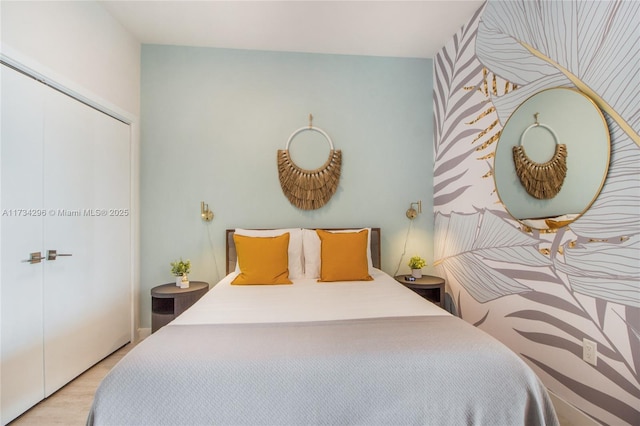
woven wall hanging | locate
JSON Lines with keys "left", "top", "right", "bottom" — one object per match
{"left": 277, "top": 117, "right": 341, "bottom": 210}
{"left": 512, "top": 114, "right": 567, "bottom": 199}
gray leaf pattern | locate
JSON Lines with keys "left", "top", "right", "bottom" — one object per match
{"left": 477, "top": 0, "right": 640, "bottom": 142}
{"left": 556, "top": 236, "right": 640, "bottom": 308}
{"left": 435, "top": 211, "right": 535, "bottom": 303}
{"left": 433, "top": 4, "right": 488, "bottom": 207}
{"left": 433, "top": 1, "right": 640, "bottom": 423}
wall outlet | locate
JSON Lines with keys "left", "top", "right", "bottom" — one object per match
{"left": 583, "top": 338, "right": 597, "bottom": 366}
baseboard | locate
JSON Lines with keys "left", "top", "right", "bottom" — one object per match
{"left": 136, "top": 327, "right": 151, "bottom": 341}
{"left": 548, "top": 390, "right": 600, "bottom": 426}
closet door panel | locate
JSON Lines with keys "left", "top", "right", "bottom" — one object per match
{"left": 42, "top": 88, "right": 131, "bottom": 395}
{"left": 42, "top": 86, "right": 96, "bottom": 394}
{"left": 0, "top": 66, "right": 46, "bottom": 424}
{"left": 84, "top": 109, "right": 131, "bottom": 366}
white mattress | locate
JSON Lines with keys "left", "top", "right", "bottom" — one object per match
{"left": 172, "top": 269, "right": 449, "bottom": 325}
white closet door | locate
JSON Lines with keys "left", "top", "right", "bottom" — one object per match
{"left": 2, "top": 63, "right": 132, "bottom": 421}
{"left": 0, "top": 66, "right": 46, "bottom": 424}
{"left": 42, "top": 86, "right": 131, "bottom": 395}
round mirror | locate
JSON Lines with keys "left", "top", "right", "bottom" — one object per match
{"left": 494, "top": 87, "right": 610, "bottom": 230}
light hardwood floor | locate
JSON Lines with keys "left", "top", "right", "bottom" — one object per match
{"left": 9, "top": 342, "right": 136, "bottom": 426}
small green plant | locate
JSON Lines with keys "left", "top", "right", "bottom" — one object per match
{"left": 170, "top": 258, "right": 191, "bottom": 276}
{"left": 408, "top": 255, "right": 426, "bottom": 270}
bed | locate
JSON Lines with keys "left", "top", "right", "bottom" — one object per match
{"left": 88, "top": 227, "right": 558, "bottom": 426}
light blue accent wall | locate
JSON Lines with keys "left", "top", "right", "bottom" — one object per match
{"left": 140, "top": 45, "right": 433, "bottom": 328}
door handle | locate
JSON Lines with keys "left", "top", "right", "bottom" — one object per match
{"left": 47, "top": 250, "right": 73, "bottom": 261}
{"left": 22, "top": 252, "right": 44, "bottom": 264}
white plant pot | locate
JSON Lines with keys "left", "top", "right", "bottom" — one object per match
{"left": 179, "top": 274, "right": 189, "bottom": 289}
{"left": 176, "top": 274, "right": 189, "bottom": 287}
{"left": 411, "top": 269, "right": 422, "bottom": 279}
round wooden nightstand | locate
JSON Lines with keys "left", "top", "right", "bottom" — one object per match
{"left": 394, "top": 275, "right": 445, "bottom": 308}
{"left": 151, "top": 281, "right": 209, "bottom": 333}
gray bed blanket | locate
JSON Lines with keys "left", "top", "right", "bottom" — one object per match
{"left": 88, "top": 316, "right": 558, "bottom": 425}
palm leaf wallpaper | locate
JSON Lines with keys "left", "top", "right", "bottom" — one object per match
{"left": 433, "top": 1, "right": 639, "bottom": 424}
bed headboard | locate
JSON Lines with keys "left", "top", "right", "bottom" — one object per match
{"left": 226, "top": 228, "right": 381, "bottom": 275}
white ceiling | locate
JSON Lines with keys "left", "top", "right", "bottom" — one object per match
{"left": 100, "top": 1, "right": 484, "bottom": 59}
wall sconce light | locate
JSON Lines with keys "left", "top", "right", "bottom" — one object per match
{"left": 201, "top": 201, "right": 213, "bottom": 222}
{"left": 406, "top": 200, "right": 422, "bottom": 220}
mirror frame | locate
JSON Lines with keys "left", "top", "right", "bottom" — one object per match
{"left": 494, "top": 87, "right": 611, "bottom": 231}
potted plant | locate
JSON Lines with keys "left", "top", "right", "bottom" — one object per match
{"left": 170, "top": 258, "right": 191, "bottom": 288}
{"left": 408, "top": 255, "right": 426, "bottom": 279}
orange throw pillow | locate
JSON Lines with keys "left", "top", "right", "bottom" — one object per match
{"left": 231, "top": 233, "right": 292, "bottom": 285}
{"left": 316, "top": 229, "right": 373, "bottom": 282}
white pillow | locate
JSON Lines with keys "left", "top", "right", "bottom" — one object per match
{"left": 234, "top": 228, "right": 304, "bottom": 279}
{"left": 302, "top": 228, "right": 374, "bottom": 279}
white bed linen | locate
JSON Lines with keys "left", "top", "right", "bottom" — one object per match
{"left": 172, "top": 268, "right": 448, "bottom": 325}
